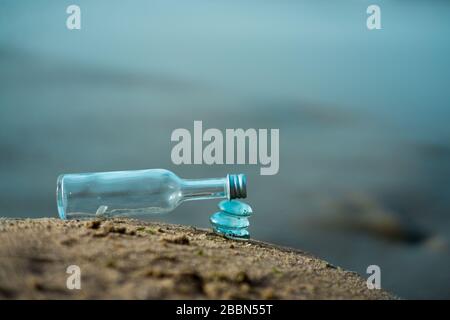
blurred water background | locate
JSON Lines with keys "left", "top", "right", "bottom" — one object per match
{"left": 1, "top": 0, "right": 450, "bottom": 298}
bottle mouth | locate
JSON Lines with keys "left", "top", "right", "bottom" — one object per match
{"left": 227, "top": 174, "right": 247, "bottom": 199}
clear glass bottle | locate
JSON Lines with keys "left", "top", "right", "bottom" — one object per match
{"left": 56, "top": 169, "right": 246, "bottom": 220}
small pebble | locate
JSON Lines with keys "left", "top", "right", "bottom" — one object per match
{"left": 218, "top": 200, "right": 253, "bottom": 217}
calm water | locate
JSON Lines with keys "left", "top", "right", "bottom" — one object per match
{"left": 1, "top": 0, "right": 450, "bottom": 298}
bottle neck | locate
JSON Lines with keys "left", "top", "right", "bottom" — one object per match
{"left": 180, "top": 174, "right": 247, "bottom": 202}
{"left": 180, "top": 177, "right": 228, "bottom": 201}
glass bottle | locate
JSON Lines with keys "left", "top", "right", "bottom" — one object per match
{"left": 56, "top": 169, "right": 246, "bottom": 220}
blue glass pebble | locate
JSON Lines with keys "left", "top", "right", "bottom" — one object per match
{"left": 212, "top": 226, "right": 250, "bottom": 240}
{"left": 210, "top": 200, "right": 253, "bottom": 240}
{"left": 218, "top": 200, "right": 253, "bottom": 217}
{"left": 209, "top": 212, "right": 249, "bottom": 229}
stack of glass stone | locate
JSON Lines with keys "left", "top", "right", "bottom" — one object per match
{"left": 210, "top": 200, "right": 253, "bottom": 240}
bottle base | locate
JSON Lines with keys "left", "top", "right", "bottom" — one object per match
{"left": 56, "top": 175, "right": 67, "bottom": 220}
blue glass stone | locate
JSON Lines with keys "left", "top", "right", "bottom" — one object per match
{"left": 218, "top": 200, "right": 253, "bottom": 217}
{"left": 212, "top": 226, "right": 250, "bottom": 240}
{"left": 209, "top": 212, "right": 249, "bottom": 229}
{"left": 210, "top": 200, "right": 253, "bottom": 240}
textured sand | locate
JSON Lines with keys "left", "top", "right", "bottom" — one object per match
{"left": 0, "top": 218, "right": 395, "bottom": 299}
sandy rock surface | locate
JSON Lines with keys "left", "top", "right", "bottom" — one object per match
{"left": 0, "top": 218, "right": 395, "bottom": 299}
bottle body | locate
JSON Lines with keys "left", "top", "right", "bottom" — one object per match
{"left": 57, "top": 169, "right": 246, "bottom": 220}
